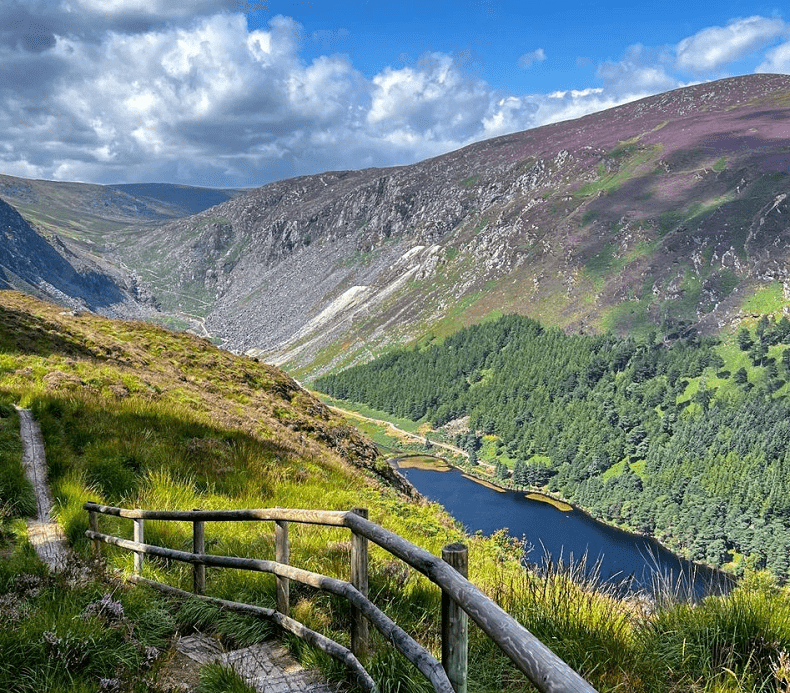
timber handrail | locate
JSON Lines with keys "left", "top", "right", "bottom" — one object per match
{"left": 84, "top": 502, "right": 599, "bottom": 693}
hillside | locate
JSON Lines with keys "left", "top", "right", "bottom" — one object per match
{"left": 0, "top": 174, "right": 244, "bottom": 236}
{"left": 0, "top": 291, "right": 375, "bottom": 471}
{"left": 317, "top": 312, "right": 790, "bottom": 578}
{"left": 95, "top": 73, "right": 790, "bottom": 377}
{"left": 0, "top": 197, "right": 156, "bottom": 318}
{"left": 3, "top": 293, "right": 790, "bottom": 693}
{"left": 0, "top": 174, "right": 247, "bottom": 330}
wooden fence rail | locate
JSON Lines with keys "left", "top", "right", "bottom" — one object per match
{"left": 84, "top": 502, "right": 599, "bottom": 693}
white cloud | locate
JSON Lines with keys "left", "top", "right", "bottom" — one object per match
{"left": 67, "top": 0, "right": 242, "bottom": 20}
{"left": 367, "top": 53, "right": 526, "bottom": 148}
{"left": 2, "top": 7, "right": 790, "bottom": 188}
{"left": 532, "top": 90, "right": 642, "bottom": 128}
{"left": 756, "top": 41, "right": 790, "bottom": 72}
{"left": 548, "top": 88, "right": 603, "bottom": 99}
{"left": 676, "top": 16, "right": 789, "bottom": 73}
{"left": 595, "top": 44, "right": 678, "bottom": 98}
{"left": 518, "top": 48, "right": 546, "bottom": 69}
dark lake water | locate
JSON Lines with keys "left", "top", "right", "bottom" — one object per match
{"left": 396, "top": 462, "right": 730, "bottom": 596}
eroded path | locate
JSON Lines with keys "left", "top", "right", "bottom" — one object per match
{"left": 17, "top": 406, "right": 72, "bottom": 572}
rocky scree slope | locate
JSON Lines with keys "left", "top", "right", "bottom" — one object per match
{"left": 52, "top": 76, "right": 790, "bottom": 375}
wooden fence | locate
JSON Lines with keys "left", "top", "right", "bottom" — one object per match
{"left": 84, "top": 502, "right": 599, "bottom": 693}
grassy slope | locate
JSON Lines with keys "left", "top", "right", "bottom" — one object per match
{"left": 2, "top": 292, "right": 790, "bottom": 693}
{"left": 0, "top": 292, "right": 527, "bottom": 691}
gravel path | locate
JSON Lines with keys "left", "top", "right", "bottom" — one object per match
{"left": 17, "top": 406, "right": 72, "bottom": 572}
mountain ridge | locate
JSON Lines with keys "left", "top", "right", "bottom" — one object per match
{"left": 2, "top": 74, "right": 790, "bottom": 377}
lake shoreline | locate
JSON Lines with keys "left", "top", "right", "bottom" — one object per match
{"left": 390, "top": 453, "right": 732, "bottom": 586}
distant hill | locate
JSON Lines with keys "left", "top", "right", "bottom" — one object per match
{"left": 110, "top": 183, "right": 246, "bottom": 216}
{"left": 0, "top": 174, "right": 243, "bottom": 323}
{"left": 0, "top": 197, "right": 156, "bottom": 317}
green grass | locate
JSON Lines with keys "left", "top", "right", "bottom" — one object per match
{"left": 7, "top": 292, "right": 790, "bottom": 693}
{"left": 639, "top": 572, "right": 790, "bottom": 691}
{"left": 573, "top": 145, "right": 660, "bottom": 199}
{"left": 0, "top": 545, "right": 177, "bottom": 693}
{"left": 459, "top": 174, "right": 481, "bottom": 188}
{"left": 741, "top": 282, "right": 786, "bottom": 314}
{"left": 197, "top": 664, "right": 258, "bottom": 693}
{"left": 314, "top": 393, "right": 424, "bottom": 433}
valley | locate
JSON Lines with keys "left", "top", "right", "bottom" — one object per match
{"left": 2, "top": 73, "right": 790, "bottom": 692}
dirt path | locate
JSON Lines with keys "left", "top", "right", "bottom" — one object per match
{"left": 17, "top": 406, "right": 72, "bottom": 572}
{"left": 325, "top": 404, "right": 469, "bottom": 458}
{"left": 15, "top": 407, "right": 341, "bottom": 693}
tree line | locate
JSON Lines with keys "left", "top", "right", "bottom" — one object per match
{"left": 316, "top": 314, "right": 790, "bottom": 578}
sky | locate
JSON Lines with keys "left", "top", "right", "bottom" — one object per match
{"left": 2, "top": 1, "right": 790, "bottom": 189}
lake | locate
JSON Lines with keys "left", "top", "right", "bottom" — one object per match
{"left": 395, "top": 459, "right": 730, "bottom": 596}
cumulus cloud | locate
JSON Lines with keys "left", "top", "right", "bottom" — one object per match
{"left": 675, "top": 16, "right": 789, "bottom": 73}
{"left": 0, "top": 14, "right": 551, "bottom": 187}
{"left": 518, "top": 48, "right": 546, "bottom": 69}
{"left": 1, "top": 6, "right": 789, "bottom": 188}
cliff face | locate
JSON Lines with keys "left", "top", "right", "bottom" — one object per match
{"left": 0, "top": 197, "right": 156, "bottom": 317}
{"left": 3, "top": 75, "right": 790, "bottom": 377}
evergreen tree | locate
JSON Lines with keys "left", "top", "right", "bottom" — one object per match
{"left": 738, "top": 328, "right": 753, "bottom": 351}
{"left": 315, "top": 313, "right": 790, "bottom": 579}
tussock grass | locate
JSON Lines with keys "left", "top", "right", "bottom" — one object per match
{"left": 0, "top": 553, "right": 175, "bottom": 693}
{"left": 197, "top": 663, "right": 258, "bottom": 693}
{"left": 639, "top": 572, "right": 790, "bottom": 692}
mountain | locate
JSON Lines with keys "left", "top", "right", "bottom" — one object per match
{"left": 0, "top": 196, "right": 155, "bottom": 317}
{"left": 107, "top": 74, "right": 790, "bottom": 377}
{"left": 3, "top": 75, "right": 790, "bottom": 376}
{"left": 0, "top": 174, "right": 246, "bottom": 324}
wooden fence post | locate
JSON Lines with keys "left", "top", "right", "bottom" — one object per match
{"left": 350, "top": 507, "right": 370, "bottom": 661}
{"left": 442, "top": 543, "right": 468, "bottom": 693}
{"left": 89, "top": 509, "right": 100, "bottom": 558}
{"left": 275, "top": 520, "right": 289, "bottom": 616}
{"left": 193, "top": 510, "right": 206, "bottom": 595}
{"left": 133, "top": 518, "right": 144, "bottom": 574}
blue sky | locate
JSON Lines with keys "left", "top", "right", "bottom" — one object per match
{"left": 1, "top": 1, "right": 789, "bottom": 188}
{"left": 285, "top": 0, "right": 782, "bottom": 92}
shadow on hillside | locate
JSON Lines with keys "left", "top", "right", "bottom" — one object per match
{"left": 583, "top": 129, "right": 790, "bottom": 229}
{"left": 0, "top": 303, "right": 103, "bottom": 361}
